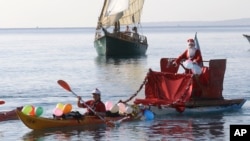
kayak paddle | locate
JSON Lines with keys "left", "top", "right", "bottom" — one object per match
{"left": 57, "top": 80, "right": 123, "bottom": 127}
{"left": 0, "top": 100, "right": 5, "bottom": 105}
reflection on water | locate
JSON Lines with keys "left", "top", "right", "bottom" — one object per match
{"left": 22, "top": 125, "right": 107, "bottom": 141}
{"left": 19, "top": 113, "right": 227, "bottom": 141}
{"left": 139, "top": 114, "right": 225, "bottom": 141}
{"left": 148, "top": 119, "right": 193, "bottom": 141}
{"left": 94, "top": 55, "right": 148, "bottom": 65}
{"left": 191, "top": 114, "right": 225, "bottom": 140}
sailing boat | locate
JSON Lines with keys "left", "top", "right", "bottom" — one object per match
{"left": 94, "top": 0, "right": 148, "bottom": 56}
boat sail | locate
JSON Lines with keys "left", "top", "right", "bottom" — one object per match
{"left": 94, "top": 0, "right": 148, "bottom": 56}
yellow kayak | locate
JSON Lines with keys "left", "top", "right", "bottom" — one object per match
{"left": 16, "top": 110, "right": 138, "bottom": 130}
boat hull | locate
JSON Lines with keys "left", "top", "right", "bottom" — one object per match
{"left": 0, "top": 107, "right": 22, "bottom": 122}
{"left": 147, "top": 99, "right": 246, "bottom": 115}
{"left": 94, "top": 34, "right": 148, "bottom": 56}
{"left": 16, "top": 110, "right": 138, "bottom": 130}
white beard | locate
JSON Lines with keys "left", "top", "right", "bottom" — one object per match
{"left": 188, "top": 47, "right": 197, "bottom": 59}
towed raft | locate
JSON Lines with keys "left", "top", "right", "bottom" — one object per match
{"left": 121, "top": 34, "right": 246, "bottom": 115}
{"left": 134, "top": 59, "right": 246, "bottom": 115}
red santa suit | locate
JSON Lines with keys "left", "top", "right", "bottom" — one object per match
{"left": 175, "top": 38, "right": 204, "bottom": 97}
{"left": 175, "top": 38, "right": 203, "bottom": 74}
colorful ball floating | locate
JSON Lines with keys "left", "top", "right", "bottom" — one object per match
{"left": 53, "top": 107, "right": 63, "bottom": 116}
{"left": 105, "top": 101, "right": 137, "bottom": 114}
{"left": 125, "top": 106, "right": 133, "bottom": 114}
{"left": 63, "top": 104, "right": 72, "bottom": 114}
{"left": 118, "top": 103, "right": 126, "bottom": 114}
{"left": 105, "top": 101, "right": 113, "bottom": 111}
{"left": 143, "top": 110, "right": 154, "bottom": 120}
{"left": 56, "top": 103, "right": 64, "bottom": 110}
{"left": 105, "top": 101, "right": 135, "bottom": 114}
{"left": 53, "top": 103, "right": 73, "bottom": 116}
{"left": 35, "top": 107, "right": 43, "bottom": 117}
{"left": 22, "top": 105, "right": 43, "bottom": 117}
{"left": 22, "top": 105, "right": 33, "bottom": 115}
{"left": 110, "top": 104, "right": 119, "bottom": 113}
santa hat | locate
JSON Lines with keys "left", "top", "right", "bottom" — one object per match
{"left": 187, "top": 38, "right": 195, "bottom": 43}
{"left": 187, "top": 38, "right": 195, "bottom": 46}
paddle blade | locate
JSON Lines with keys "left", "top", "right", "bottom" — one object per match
{"left": 0, "top": 100, "right": 5, "bottom": 105}
{"left": 57, "top": 80, "right": 72, "bottom": 92}
{"left": 105, "top": 120, "right": 115, "bottom": 127}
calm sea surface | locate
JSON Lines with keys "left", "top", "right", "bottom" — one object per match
{"left": 0, "top": 26, "right": 250, "bottom": 141}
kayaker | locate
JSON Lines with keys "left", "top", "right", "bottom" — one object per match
{"left": 173, "top": 38, "right": 203, "bottom": 74}
{"left": 77, "top": 88, "right": 106, "bottom": 117}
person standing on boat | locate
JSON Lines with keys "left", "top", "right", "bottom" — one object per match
{"left": 173, "top": 38, "right": 203, "bottom": 74}
{"left": 125, "top": 25, "right": 131, "bottom": 33}
{"left": 77, "top": 88, "right": 106, "bottom": 117}
{"left": 113, "top": 21, "right": 120, "bottom": 33}
{"left": 132, "top": 26, "right": 139, "bottom": 40}
{"left": 173, "top": 38, "right": 205, "bottom": 98}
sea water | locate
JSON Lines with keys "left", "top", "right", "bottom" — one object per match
{"left": 0, "top": 26, "right": 250, "bottom": 141}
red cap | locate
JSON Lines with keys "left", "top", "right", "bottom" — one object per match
{"left": 187, "top": 38, "right": 194, "bottom": 43}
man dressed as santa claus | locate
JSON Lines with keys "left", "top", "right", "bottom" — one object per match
{"left": 173, "top": 38, "right": 203, "bottom": 74}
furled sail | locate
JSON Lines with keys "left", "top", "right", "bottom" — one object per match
{"left": 106, "top": 0, "right": 129, "bottom": 16}
{"left": 99, "top": 0, "right": 145, "bottom": 27}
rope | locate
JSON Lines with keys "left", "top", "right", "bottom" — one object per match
{"left": 172, "top": 76, "right": 193, "bottom": 105}
{"left": 119, "top": 76, "right": 148, "bottom": 104}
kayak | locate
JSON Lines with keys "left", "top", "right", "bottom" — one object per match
{"left": 0, "top": 107, "right": 22, "bottom": 122}
{"left": 16, "top": 110, "right": 141, "bottom": 130}
{"left": 0, "top": 109, "right": 17, "bottom": 122}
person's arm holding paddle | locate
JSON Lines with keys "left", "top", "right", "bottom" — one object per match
{"left": 77, "top": 88, "right": 106, "bottom": 117}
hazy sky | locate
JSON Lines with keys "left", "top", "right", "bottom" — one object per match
{"left": 0, "top": 0, "right": 250, "bottom": 28}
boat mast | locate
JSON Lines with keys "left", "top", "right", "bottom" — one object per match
{"left": 96, "top": 0, "right": 108, "bottom": 29}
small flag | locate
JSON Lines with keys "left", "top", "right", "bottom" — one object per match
{"left": 194, "top": 32, "right": 203, "bottom": 67}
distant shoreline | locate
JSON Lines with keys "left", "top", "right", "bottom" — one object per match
{"left": 1, "top": 18, "right": 250, "bottom": 29}
{"left": 1, "top": 25, "right": 250, "bottom": 30}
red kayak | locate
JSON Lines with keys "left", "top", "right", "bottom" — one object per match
{"left": 0, "top": 107, "right": 23, "bottom": 122}
{"left": 0, "top": 100, "right": 5, "bottom": 105}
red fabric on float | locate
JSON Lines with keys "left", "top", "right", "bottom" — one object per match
{"left": 134, "top": 70, "right": 193, "bottom": 106}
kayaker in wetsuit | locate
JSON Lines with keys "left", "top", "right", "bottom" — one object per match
{"left": 173, "top": 38, "right": 203, "bottom": 74}
{"left": 77, "top": 88, "right": 106, "bottom": 117}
